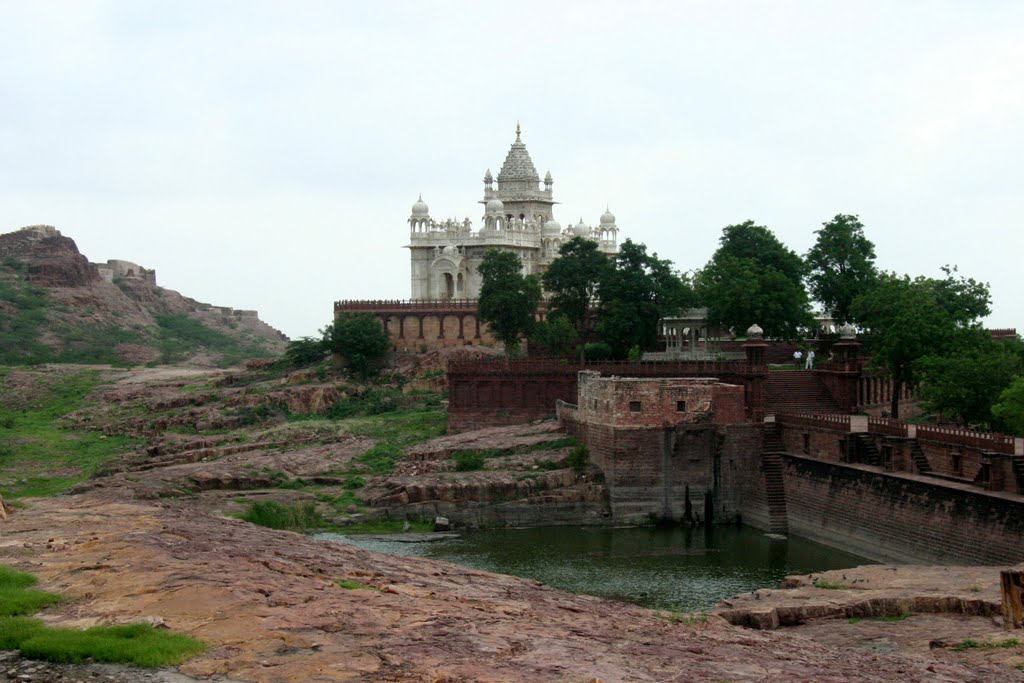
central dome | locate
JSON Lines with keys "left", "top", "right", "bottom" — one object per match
{"left": 411, "top": 194, "right": 429, "bottom": 217}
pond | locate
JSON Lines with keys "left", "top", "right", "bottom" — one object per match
{"left": 318, "top": 524, "right": 871, "bottom": 612}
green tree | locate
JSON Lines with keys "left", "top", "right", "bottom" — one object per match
{"left": 528, "top": 315, "right": 579, "bottom": 357}
{"left": 805, "top": 214, "right": 877, "bottom": 324}
{"left": 542, "top": 237, "right": 610, "bottom": 341}
{"left": 695, "top": 221, "right": 811, "bottom": 338}
{"left": 851, "top": 270, "right": 991, "bottom": 419}
{"left": 916, "top": 334, "right": 1024, "bottom": 428}
{"left": 284, "top": 337, "right": 327, "bottom": 367}
{"left": 323, "top": 313, "right": 390, "bottom": 375}
{"left": 477, "top": 249, "right": 542, "bottom": 355}
{"left": 596, "top": 239, "right": 692, "bottom": 358}
{"left": 992, "top": 376, "right": 1024, "bottom": 436}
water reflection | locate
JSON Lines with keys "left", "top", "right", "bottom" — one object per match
{"left": 318, "top": 525, "right": 871, "bottom": 612}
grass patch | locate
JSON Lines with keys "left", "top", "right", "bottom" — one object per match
{"left": 953, "top": 637, "right": 1021, "bottom": 651}
{"left": 813, "top": 579, "right": 849, "bottom": 590}
{"left": 0, "top": 370, "right": 140, "bottom": 498}
{"left": 155, "top": 313, "right": 272, "bottom": 366}
{"left": 356, "top": 442, "right": 403, "bottom": 474}
{"left": 0, "top": 565, "right": 204, "bottom": 667}
{"left": 453, "top": 450, "right": 486, "bottom": 471}
{"left": 241, "top": 501, "right": 324, "bottom": 531}
{"left": 334, "top": 579, "right": 378, "bottom": 591}
{"left": 9, "top": 620, "right": 205, "bottom": 667}
{"left": 0, "top": 566, "right": 62, "bottom": 616}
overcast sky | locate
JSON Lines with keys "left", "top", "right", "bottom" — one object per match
{"left": 1, "top": 1, "right": 1022, "bottom": 338}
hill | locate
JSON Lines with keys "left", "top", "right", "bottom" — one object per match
{"left": 0, "top": 224, "right": 288, "bottom": 366}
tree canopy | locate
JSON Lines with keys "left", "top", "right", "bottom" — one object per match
{"left": 477, "top": 249, "right": 542, "bottom": 355}
{"left": 916, "top": 333, "right": 1024, "bottom": 428}
{"left": 851, "top": 270, "right": 991, "bottom": 418}
{"left": 595, "top": 239, "right": 692, "bottom": 358}
{"left": 695, "top": 221, "right": 810, "bottom": 338}
{"left": 541, "top": 236, "right": 610, "bottom": 341}
{"left": 323, "top": 313, "right": 391, "bottom": 375}
{"left": 805, "top": 214, "right": 877, "bottom": 325}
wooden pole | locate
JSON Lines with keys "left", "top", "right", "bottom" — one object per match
{"left": 1001, "top": 570, "right": 1024, "bottom": 630}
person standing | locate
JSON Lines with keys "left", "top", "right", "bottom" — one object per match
{"left": 793, "top": 349, "right": 803, "bottom": 369}
{"left": 805, "top": 349, "right": 815, "bottom": 370}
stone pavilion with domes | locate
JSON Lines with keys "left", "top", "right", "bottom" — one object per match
{"left": 407, "top": 124, "right": 620, "bottom": 300}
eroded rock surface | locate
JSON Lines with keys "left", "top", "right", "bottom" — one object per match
{"left": 2, "top": 495, "right": 1018, "bottom": 683}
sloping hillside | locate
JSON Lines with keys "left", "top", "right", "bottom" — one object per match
{"left": 0, "top": 225, "right": 288, "bottom": 366}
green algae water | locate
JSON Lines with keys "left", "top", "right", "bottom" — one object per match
{"left": 318, "top": 525, "right": 871, "bottom": 612}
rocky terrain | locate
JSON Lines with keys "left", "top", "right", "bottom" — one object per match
{"left": 1, "top": 361, "right": 1024, "bottom": 681}
{"left": 0, "top": 225, "right": 287, "bottom": 366}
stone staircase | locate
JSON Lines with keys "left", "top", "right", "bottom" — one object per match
{"left": 761, "top": 424, "right": 789, "bottom": 535}
{"left": 1011, "top": 457, "right": 1024, "bottom": 493}
{"left": 764, "top": 372, "right": 841, "bottom": 414}
{"left": 909, "top": 440, "right": 932, "bottom": 475}
{"left": 853, "top": 433, "right": 882, "bottom": 467}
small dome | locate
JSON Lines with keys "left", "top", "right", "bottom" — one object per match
{"left": 544, "top": 170, "right": 553, "bottom": 183}
{"left": 573, "top": 219, "right": 589, "bottom": 237}
{"left": 411, "top": 194, "right": 429, "bottom": 217}
{"left": 746, "top": 323, "right": 764, "bottom": 339}
{"left": 483, "top": 169, "right": 493, "bottom": 183}
{"left": 442, "top": 245, "right": 459, "bottom": 256}
{"left": 486, "top": 197, "right": 505, "bottom": 214}
{"left": 544, "top": 219, "right": 562, "bottom": 234}
{"left": 839, "top": 322, "right": 857, "bottom": 340}
{"left": 600, "top": 207, "right": 616, "bottom": 225}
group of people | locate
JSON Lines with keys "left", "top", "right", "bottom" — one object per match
{"left": 793, "top": 349, "right": 815, "bottom": 369}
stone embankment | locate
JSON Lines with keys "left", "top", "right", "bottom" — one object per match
{"left": 364, "top": 422, "right": 612, "bottom": 527}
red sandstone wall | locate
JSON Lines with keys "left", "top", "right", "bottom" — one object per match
{"left": 779, "top": 454, "right": 1024, "bottom": 564}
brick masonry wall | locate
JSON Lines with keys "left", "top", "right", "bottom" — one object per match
{"left": 722, "top": 425, "right": 767, "bottom": 527}
{"left": 779, "top": 424, "right": 849, "bottom": 463}
{"left": 779, "top": 453, "right": 1024, "bottom": 564}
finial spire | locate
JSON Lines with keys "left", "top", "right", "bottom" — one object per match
{"left": 515, "top": 121, "right": 521, "bottom": 142}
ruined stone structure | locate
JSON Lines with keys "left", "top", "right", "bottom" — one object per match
{"left": 407, "top": 123, "right": 619, "bottom": 301}
{"left": 447, "top": 357, "right": 768, "bottom": 432}
{"left": 558, "top": 372, "right": 753, "bottom": 523}
{"left": 95, "top": 259, "right": 156, "bottom": 285}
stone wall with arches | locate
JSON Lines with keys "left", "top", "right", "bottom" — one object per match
{"left": 334, "top": 299, "right": 496, "bottom": 352}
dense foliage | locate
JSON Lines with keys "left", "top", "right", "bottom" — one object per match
{"left": 805, "top": 214, "right": 878, "bottom": 325}
{"left": 541, "top": 237, "right": 609, "bottom": 341}
{"left": 323, "top": 312, "right": 391, "bottom": 375}
{"left": 695, "top": 221, "right": 810, "bottom": 338}
{"left": 851, "top": 270, "right": 991, "bottom": 419}
{"left": 916, "top": 334, "right": 1024, "bottom": 428}
{"left": 596, "top": 240, "right": 692, "bottom": 358}
{"left": 477, "top": 249, "right": 542, "bottom": 355}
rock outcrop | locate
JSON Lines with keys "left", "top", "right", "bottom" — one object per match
{"left": 0, "top": 224, "right": 288, "bottom": 365}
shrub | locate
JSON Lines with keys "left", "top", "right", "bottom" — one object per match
{"left": 567, "top": 444, "right": 590, "bottom": 472}
{"left": 453, "top": 450, "right": 486, "bottom": 471}
{"left": 583, "top": 342, "right": 613, "bottom": 361}
{"left": 356, "top": 442, "right": 403, "bottom": 474}
{"left": 284, "top": 337, "right": 327, "bottom": 367}
{"left": 323, "top": 313, "right": 390, "bottom": 375}
{"left": 241, "top": 501, "right": 323, "bottom": 531}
